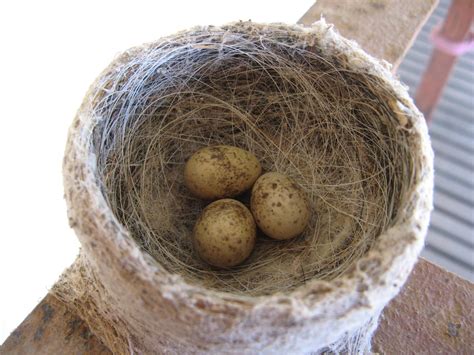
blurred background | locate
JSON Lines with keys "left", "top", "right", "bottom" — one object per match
{"left": 0, "top": 0, "right": 472, "bottom": 344}
{"left": 397, "top": 0, "right": 473, "bottom": 281}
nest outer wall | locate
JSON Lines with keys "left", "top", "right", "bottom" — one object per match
{"left": 54, "top": 20, "right": 434, "bottom": 354}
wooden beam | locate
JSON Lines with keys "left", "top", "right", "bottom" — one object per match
{"left": 298, "top": 0, "right": 438, "bottom": 71}
{"left": 0, "top": 294, "right": 110, "bottom": 355}
{"left": 373, "top": 258, "right": 474, "bottom": 353}
{"left": 2, "top": 259, "right": 472, "bottom": 354}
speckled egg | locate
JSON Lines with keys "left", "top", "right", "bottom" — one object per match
{"left": 193, "top": 199, "right": 256, "bottom": 268}
{"left": 184, "top": 145, "right": 261, "bottom": 200}
{"left": 250, "top": 172, "right": 310, "bottom": 240}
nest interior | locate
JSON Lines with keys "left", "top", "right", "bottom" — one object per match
{"left": 92, "top": 23, "right": 416, "bottom": 297}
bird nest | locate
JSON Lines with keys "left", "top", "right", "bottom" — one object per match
{"left": 90, "top": 21, "right": 419, "bottom": 297}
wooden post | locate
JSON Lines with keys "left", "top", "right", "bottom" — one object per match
{"left": 415, "top": 0, "right": 474, "bottom": 121}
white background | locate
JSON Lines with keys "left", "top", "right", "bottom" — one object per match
{"left": 0, "top": 0, "right": 313, "bottom": 344}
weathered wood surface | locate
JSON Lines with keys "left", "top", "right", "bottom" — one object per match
{"left": 298, "top": 0, "right": 438, "bottom": 70}
{"left": 373, "top": 259, "right": 474, "bottom": 354}
{"left": 2, "top": 259, "right": 472, "bottom": 354}
{"left": 0, "top": 295, "right": 110, "bottom": 355}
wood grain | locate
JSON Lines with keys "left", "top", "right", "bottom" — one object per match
{"left": 0, "top": 294, "right": 110, "bottom": 355}
{"left": 298, "top": 0, "right": 438, "bottom": 70}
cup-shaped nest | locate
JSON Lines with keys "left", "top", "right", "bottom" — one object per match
{"left": 61, "top": 21, "right": 433, "bottom": 354}
{"left": 83, "top": 22, "right": 433, "bottom": 297}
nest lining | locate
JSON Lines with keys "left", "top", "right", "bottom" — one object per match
{"left": 92, "top": 22, "right": 415, "bottom": 297}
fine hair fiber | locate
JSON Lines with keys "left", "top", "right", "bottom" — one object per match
{"left": 54, "top": 20, "right": 433, "bottom": 354}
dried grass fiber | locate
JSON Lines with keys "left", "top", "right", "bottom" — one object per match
{"left": 54, "top": 20, "right": 433, "bottom": 354}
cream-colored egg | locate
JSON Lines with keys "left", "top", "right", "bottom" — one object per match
{"left": 251, "top": 172, "right": 310, "bottom": 240}
{"left": 193, "top": 199, "right": 256, "bottom": 268}
{"left": 184, "top": 145, "right": 261, "bottom": 200}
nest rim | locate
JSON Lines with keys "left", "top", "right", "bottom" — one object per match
{"left": 63, "top": 20, "right": 434, "bottom": 313}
